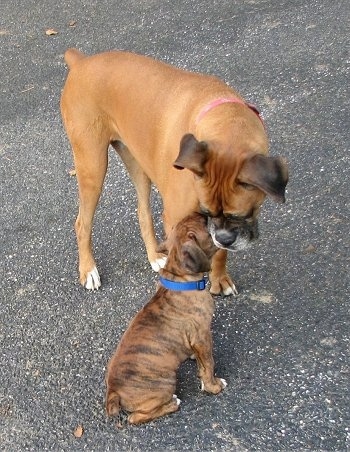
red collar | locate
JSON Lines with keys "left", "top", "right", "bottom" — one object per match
{"left": 195, "top": 97, "right": 263, "bottom": 126}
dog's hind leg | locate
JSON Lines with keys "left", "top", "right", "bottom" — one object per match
{"left": 128, "top": 395, "right": 180, "bottom": 425}
{"left": 115, "top": 143, "right": 167, "bottom": 271}
{"left": 71, "top": 136, "right": 109, "bottom": 290}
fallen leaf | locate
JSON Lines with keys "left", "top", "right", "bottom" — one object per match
{"left": 45, "top": 29, "right": 58, "bottom": 36}
{"left": 304, "top": 244, "right": 316, "bottom": 253}
{"left": 73, "top": 425, "right": 84, "bottom": 438}
{"left": 69, "top": 169, "right": 76, "bottom": 177}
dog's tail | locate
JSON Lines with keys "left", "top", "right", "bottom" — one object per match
{"left": 64, "top": 48, "right": 85, "bottom": 68}
{"left": 106, "top": 390, "right": 121, "bottom": 417}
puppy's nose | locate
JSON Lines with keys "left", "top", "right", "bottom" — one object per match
{"left": 215, "top": 229, "right": 238, "bottom": 247}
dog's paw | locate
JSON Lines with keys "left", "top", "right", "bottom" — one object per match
{"left": 200, "top": 377, "right": 227, "bottom": 394}
{"left": 150, "top": 256, "right": 167, "bottom": 272}
{"left": 173, "top": 394, "right": 181, "bottom": 406}
{"left": 219, "top": 378, "right": 227, "bottom": 389}
{"left": 84, "top": 266, "right": 101, "bottom": 290}
{"left": 209, "top": 273, "right": 238, "bottom": 296}
{"left": 223, "top": 284, "right": 238, "bottom": 296}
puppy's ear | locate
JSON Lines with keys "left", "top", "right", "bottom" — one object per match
{"left": 173, "top": 134, "right": 209, "bottom": 177}
{"left": 181, "top": 240, "right": 211, "bottom": 274}
{"left": 239, "top": 154, "right": 289, "bottom": 203}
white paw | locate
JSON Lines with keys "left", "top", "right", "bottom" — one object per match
{"left": 200, "top": 378, "right": 227, "bottom": 391}
{"left": 85, "top": 266, "right": 101, "bottom": 290}
{"left": 150, "top": 257, "right": 167, "bottom": 272}
{"left": 223, "top": 284, "right": 238, "bottom": 296}
{"left": 219, "top": 378, "right": 227, "bottom": 388}
{"left": 173, "top": 394, "right": 181, "bottom": 406}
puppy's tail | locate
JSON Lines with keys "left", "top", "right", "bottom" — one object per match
{"left": 106, "top": 391, "right": 121, "bottom": 417}
{"left": 64, "top": 48, "right": 85, "bottom": 69}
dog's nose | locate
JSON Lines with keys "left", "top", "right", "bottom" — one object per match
{"left": 215, "top": 229, "right": 238, "bottom": 247}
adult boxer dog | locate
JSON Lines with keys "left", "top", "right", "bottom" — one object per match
{"left": 61, "top": 49, "right": 288, "bottom": 294}
{"left": 105, "top": 213, "right": 226, "bottom": 425}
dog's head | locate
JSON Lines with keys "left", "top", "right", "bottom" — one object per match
{"left": 173, "top": 134, "right": 289, "bottom": 251}
{"left": 158, "top": 213, "right": 217, "bottom": 275}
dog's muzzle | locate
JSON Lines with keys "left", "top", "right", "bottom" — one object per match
{"left": 207, "top": 216, "right": 259, "bottom": 251}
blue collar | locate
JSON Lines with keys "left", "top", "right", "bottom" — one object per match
{"left": 159, "top": 276, "right": 207, "bottom": 291}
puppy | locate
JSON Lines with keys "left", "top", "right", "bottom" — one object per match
{"left": 105, "top": 213, "right": 226, "bottom": 425}
{"left": 61, "top": 50, "right": 288, "bottom": 294}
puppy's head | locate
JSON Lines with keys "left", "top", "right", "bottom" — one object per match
{"left": 158, "top": 213, "right": 217, "bottom": 275}
{"left": 173, "top": 134, "right": 289, "bottom": 251}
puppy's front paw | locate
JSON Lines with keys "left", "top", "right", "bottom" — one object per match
{"left": 201, "top": 377, "right": 227, "bottom": 394}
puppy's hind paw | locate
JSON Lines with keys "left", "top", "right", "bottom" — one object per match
{"left": 173, "top": 394, "right": 181, "bottom": 406}
{"left": 219, "top": 378, "right": 227, "bottom": 389}
{"left": 150, "top": 256, "right": 167, "bottom": 272}
{"left": 84, "top": 266, "right": 101, "bottom": 290}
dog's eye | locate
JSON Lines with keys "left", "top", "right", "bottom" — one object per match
{"left": 224, "top": 213, "right": 244, "bottom": 222}
{"left": 200, "top": 207, "right": 216, "bottom": 217}
{"left": 238, "top": 182, "right": 256, "bottom": 191}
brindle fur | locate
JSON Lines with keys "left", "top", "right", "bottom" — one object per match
{"left": 105, "top": 213, "right": 226, "bottom": 425}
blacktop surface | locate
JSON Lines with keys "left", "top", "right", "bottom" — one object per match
{"left": 1, "top": 0, "right": 349, "bottom": 450}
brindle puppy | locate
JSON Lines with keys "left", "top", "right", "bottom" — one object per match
{"left": 105, "top": 213, "right": 226, "bottom": 425}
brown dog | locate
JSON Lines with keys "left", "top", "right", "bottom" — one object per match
{"left": 61, "top": 49, "right": 288, "bottom": 294}
{"left": 105, "top": 213, "right": 226, "bottom": 425}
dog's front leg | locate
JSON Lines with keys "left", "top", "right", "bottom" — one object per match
{"left": 192, "top": 334, "right": 227, "bottom": 394}
{"left": 209, "top": 249, "right": 238, "bottom": 296}
{"left": 116, "top": 144, "right": 167, "bottom": 271}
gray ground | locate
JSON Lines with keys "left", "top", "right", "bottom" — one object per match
{"left": 1, "top": 0, "right": 349, "bottom": 450}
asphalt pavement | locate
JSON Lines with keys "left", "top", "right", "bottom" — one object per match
{"left": 0, "top": 0, "right": 349, "bottom": 450}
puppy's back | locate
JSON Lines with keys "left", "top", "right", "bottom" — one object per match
{"left": 106, "top": 288, "right": 198, "bottom": 412}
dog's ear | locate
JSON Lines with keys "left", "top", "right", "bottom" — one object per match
{"left": 239, "top": 154, "right": 289, "bottom": 203}
{"left": 181, "top": 240, "right": 211, "bottom": 274}
{"left": 173, "top": 134, "right": 209, "bottom": 177}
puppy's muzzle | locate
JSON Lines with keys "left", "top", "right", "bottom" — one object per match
{"left": 208, "top": 216, "right": 259, "bottom": 251}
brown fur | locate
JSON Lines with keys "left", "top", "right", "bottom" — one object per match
{"left": 61, "top": 49, "right": 288, "bottom": 293}
{"left": 105, "top": 213, "right": 226, "bottom": 425}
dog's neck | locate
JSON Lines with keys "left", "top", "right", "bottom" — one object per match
{"left": 159, "top": 266, "right": 205, "bottom": 284}
{"left": 159, "top": 276, "right": 207, "bottom": 291}
{"left": 195, "top": 97, "right": 263, "bottom": 126}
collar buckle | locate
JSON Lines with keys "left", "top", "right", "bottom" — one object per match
{"left": 196, "top": 279, "right": 206, "bottom": 290}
